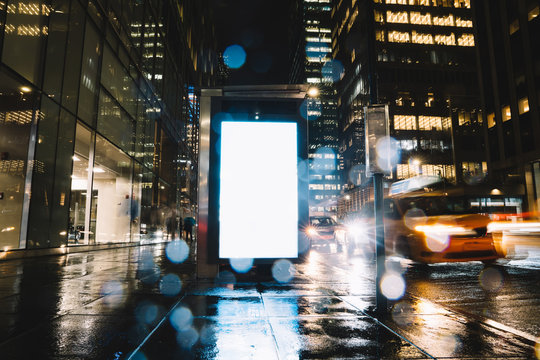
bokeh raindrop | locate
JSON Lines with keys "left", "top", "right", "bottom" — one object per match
{"left": 272, "top": 259, "right": 295, "bottom": 283}
{"left": 101, "top": 281, "right": 124, "bottom": 307}
{"left": 376, "top": 136, "right": 400, "bottom": 173}
{"left": 224, "top": 44, "right": 246, "bottom": 69}
{"left": 216, "top": 270, "right": 236, "bottom": 285}
{"left": 311, "top": 147, "right": 337, "bottom": 176}
{"left": 299, "top": 98, "right": 321, "bottom": 121}
{"left": 135, "top": 301, "right": 159, "bottom": 325}
{"left": 230, "top": 258, "right": 254, "bottom": 273}
{"left": 160, "top": 273, "right": 182, "bottom": 297}
{"left": 170, "top": 306, "right": 193, "bottom": 332}
{"left": 391, "top": 301, "right": 415, "bottom": 326}
{"left": 380, "top": 272, "right": 406, "bottom": 300}
{"left": 322, "top": 60, "right": 344, "bottom": 83}
{"left": 176, "top": 327, "right": 200, "bottom": 349}
{"left": 479, "top": 267, "right": 504, "bottom": 292}
{"left": 166, "top": 239, "right": 190, "bottom": 264}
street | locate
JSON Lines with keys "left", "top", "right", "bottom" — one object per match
{"left": 0, "top": 242, "right": 538, "bottom": 359}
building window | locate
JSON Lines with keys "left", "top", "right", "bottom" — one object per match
{"left": 502, "top": 105, "right": 511, "bottom": 122}
{"left": 412, "top": 31, "right": 434, "bottom": 44}
{"left": 487, "top": 113, "right": 496, "bottom": 128}
{"left": 387, "top": 11, "right": 409, "bottom": 24}
{"left": 393, "top": 115, "right": 417, "bottom": 130}
{"left": 418, "top": 115, "right": 443, "bottom": 130}
{"left": 457, "top": 33, "right": 474, "bottom": 46}
{"left": 509, "top": 19, "right": 519, "bottom": 35}
{"left": 410, "top": 12, "right": 432, "bottom": 25}
{"left": 434, "top": 33, "right": 456, "bottom": 46}
{"left": 518, "top": 97, "right": 529, "bottom": 114}
{"left": 528, "top": 6, "right": 539, "bottom": 21}
{"left": 433, "top": 14, "right": 454, "bottom": 27}
{"left": 388, "top": 31, "right": 411, "bottom": 43}
{"left": 455, "top": 17, "right": 473, "bottom": 27}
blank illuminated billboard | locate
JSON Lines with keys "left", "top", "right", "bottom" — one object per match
{"left": 219, "top": 121, "right": 298, "bottom": 259}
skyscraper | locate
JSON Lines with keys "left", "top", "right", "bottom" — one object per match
{"left": 290, "top": 0, "right": 342, "bottom": 217}
{"left": 473, "top": 0, "right": 540, "bottom": 213}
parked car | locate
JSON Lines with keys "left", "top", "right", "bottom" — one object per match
{"left": 306, "top": 216, "right": 347, "bottom": 250}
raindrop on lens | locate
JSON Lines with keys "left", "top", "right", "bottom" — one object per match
{"left": 380, "top": 272, "right": 406, "bottom": 300}
{"left": 166, "top": 240, "right": 189, "bottom": 264}
{"left": 272, "top": 259, "right": 295, "bottom": 283}
{"left": 224, "top": 44, "right": 246, "bottom": 69}
{"left": 216, "top": 270, "right": 236, "bottom": 285}
{"left": 176, "top": 327, "right": 199, "bottom": 348}
{"left": 160, "top": 273, "right": 182, "bottom": 296}
{"left": 479, "top": 267, "right": 503, "bottom": 292}
{"left": 135, "top": 301, "right": 158, "bottom": 325}
{"left": 230, "top": 258, "right": 253, "bottom": 273}
{"left": 170, "top": 306, "right": 193, "bottom": 332}
{"left": 391, "top": 301, "right": 415, "bottom": 326}
{"left": 101, "top": 281, "right": 124, "bottom": 307}
{"left": 322, "top": 60, "right": 344, "bottom": 83}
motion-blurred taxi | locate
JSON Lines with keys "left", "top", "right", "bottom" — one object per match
{"left": 488, "top": 212, "right": 540, "bottom": 259}
{"left": 346, "top": 177, "right": 502, "bottom": 264}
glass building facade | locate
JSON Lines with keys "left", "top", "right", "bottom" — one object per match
{"left": 332, "top": 0, "right": 486, "bottom": 191}
{"left": 474, "top": 0, "right": 540, "bottom": 212}
{"left": 0, "top": 0, "right": 216, "bottom": 251}
{"left": 290, "top": 0, "right": 342, "bottom": 217}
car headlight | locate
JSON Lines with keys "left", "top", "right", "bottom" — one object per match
{"left": 306, "top": 226, "right": 318, "bottom": 237}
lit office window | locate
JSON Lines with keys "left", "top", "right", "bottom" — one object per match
{"left": 502, "top": 105, "right": 511, "bottom": 122}
{"left": 374, "top": 10, "right": 384, "bottom": 23}
{"left": 376, "top": 30, "right": 386, "bottom": 42}
{"left": 458, "top": 111, "right": 471, "bottom": 126}
{"left": 399, "top": 139, "right": 417, "bottom": 151}
{"left": 394, "top": 115, "right": 417, "bottom": 130}
{"left": 528, "top": 6, "right": 539, "bottom": 21}
{"left": 410, "top": 12, "right": 432, "bottom": 25}
{"left": 387, "top": 11, "right": 409, "bottom": 24}
{"left": 434, "top": 33, "right": 456, "bottom": 46}
{"left": 457, "top": 33, "right": 474, "bottom": 46}
{"left": 455, "top": 17, "right": 473, "bottom": 27}
{"left": 518, "top": 97, "right": 529, "bottom": 114}
{"left": 388, "top": 31, "right": 411, "bottom": 43}
{"left": 454, "top": 0, "right": 471, "bottom": 8}
{"left": 442, "top": 117, "right": 451, "bottom": 130}
{"left": 418, "top": 116, "right": 443, "bottom": 130}
{"left": 487, "top": 113, "right": 495, "bottom": 128}
{"left": 412, "top": 31, "right": 434, "bottom": 44}
{"left": 433, "top": 14, "right": 454, "bottom": 26}
{"left": 509, "top": 19, "right": 519, "bottom": 35}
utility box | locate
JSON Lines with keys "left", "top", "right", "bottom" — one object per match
{"left": 198, "top": 85, "right": 310, "bottom": 277}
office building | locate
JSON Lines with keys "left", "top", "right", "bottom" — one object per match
{"left": 473, "top": 0, "right": 540, "bottom": 212}
{"left": 290, "top": 0, "right": 342, "bottom": 217}
{"left": 0, "top": 0, "right": 216, "bottom": 252}
{"left": 333, "top": 0, "right": 485, "bottom": 188}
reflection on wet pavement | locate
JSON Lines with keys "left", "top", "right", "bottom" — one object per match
{"left": 0, "top": 243, "right": 537, "bottom": 359}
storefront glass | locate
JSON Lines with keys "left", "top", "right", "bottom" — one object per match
{"left": 92, "top": 135, "right": 132, "bottom": 243}
{"left": 0, "top": 72, "right": 36, "bottom": 250}
{"left": 69, "top": 124, "right": 94, "bottom": 245}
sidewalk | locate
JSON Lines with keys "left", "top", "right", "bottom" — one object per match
{"left": 0, "top": 241, "right": 535, "bottom": 359}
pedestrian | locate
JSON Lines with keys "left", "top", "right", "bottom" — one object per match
{"left": 183, "top": 216, "right": 195, "bottom": 242}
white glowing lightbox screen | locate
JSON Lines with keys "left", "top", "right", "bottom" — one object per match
{"left": 219, "top": 121, "right": 298, "bottom": 259}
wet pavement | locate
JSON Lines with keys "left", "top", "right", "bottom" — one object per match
{"left": 0, "top": 241, "right": 537, "bottom": 359}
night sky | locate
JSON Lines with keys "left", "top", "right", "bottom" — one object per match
{"left": 209, "top": 0, "right": 292, "bottom": 85}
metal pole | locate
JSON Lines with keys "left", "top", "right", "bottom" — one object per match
{"left": 374, "top": 172, "right": 387, "bottom": 316}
